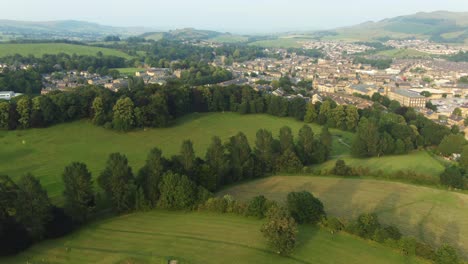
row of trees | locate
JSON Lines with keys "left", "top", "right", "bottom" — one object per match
{"left": 0, "top": 124, "right": 332, "bottom": 256}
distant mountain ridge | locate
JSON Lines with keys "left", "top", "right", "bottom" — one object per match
{"left": 0, "top": 20, "right": 149, "bottom": 41}
{"left": 329, "top": 11, "right": 468, "bottom": 43}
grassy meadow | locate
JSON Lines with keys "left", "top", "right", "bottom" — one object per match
{"left": 0, "top": 43, "right": 132, "bottom": 58}
{"left": 220, "top": 176, "right": 468, "bottom": 257}
{"left": 0, "top": 113, "right": 353, "bottom": 200}
{"left": 112, "top": 67, "right": 145, "bottom": 75}
{"left": 375, "top": 48, "right": 431, "bottom": 58}
{"left": 0, "top": 211, "right": 427, "bottom": 264}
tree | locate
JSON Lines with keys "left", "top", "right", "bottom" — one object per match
{"left": 438, "top": 134, "right": 467, "bottom": 156}
{"left": 16, "top": 97, "right": 31, "bottom": 129}
{"left": 226, "top": 132, "right": 254, "bottom": 182}
{"left": 98, "top": 153, "right": 136, "bottom": 213}
{"left": 276, "top": 149, "right": 303, "bottom": 173}
{"left": 452, "top": 107, "right": 462, "bottom": 117}
{"left": 179, "top": 140, "right": 196, "bottom": 174}
{"left": 15, "top": 174, "right": 52, "bottom": 240}
{"left": 0, "top": 101, "right": 9, "bottom": 129}
{"left": 331, "top": 105, "right": 346, "bottom": 130}
{"left": 331, "top": 159, "right": 352, "bottom": 176}
{"left": 346, "top": 213, "right": 381, "bottom": 239}
{"left": 246, "top": 195, "right": 268, "bottom": 218}
{"left": 435, "top": 244, "right": 460, "bottom": 264}
{"left": 279, "top": 126, "right": 294, "bottom": 153}
{"left": 286, "top": 191, "right": 325, "bottom": 224}
{"left": 304, "top": 103, "right": 317, "bottom": 123}
{"left": 261, "top": 207, "right": 298, "bottom": 256}
{"left": 112, "top": 97, "right": 135, "bottom": 131}
{"left": 458, "top": 145, "right": 468, "bottom": 170}
{"left": 345, "top": 105, "right": 359, "bottom": 131}
{"left": 351, "top": 118, "right": 379, "bottom": 157}
{"left": 92, "top": 96, "right": 106, "bottom": 125}
{"left": 254, "top": 129, "right": 275, "bottom": 173}
{"left": 439, "top": 166, "right": 465, "bottom": 189}
{"left": 137, "top": 148, "right": 165, "bottom": 207}
{"left": 157, "top": 172, "right": 197, "bottom": 209}
{"left": 388, "top": 100, "right": 401, "bottom": 112}
{"left": 320, "top": 125, "right": 333, "bottom": 159}
{"left": 296, "top": 125, "right": 314, "bottom": 165}
{"left": 62, "top": 162, "right": 95, "bottom": 224}
{"left": 205, "top": 136, "right": 226, "bottom": 189}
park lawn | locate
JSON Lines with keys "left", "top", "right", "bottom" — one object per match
{"left": 112, "top": 67, "right": 145, "bottom": 75}
{"left": 317, "top": 150, "right": 445, "bottom": 177}
{"left": 0, "top": 211, "right": 427, "bottom": 264}
{"left": 220, "top": 176, "right": 468, "bottom": 258}
{"left": 0, "top": 112, "right": 353, "bottom": 200}
{"left": 0, "top": 43, "right": 132, "bottom": 59}
{"left": 249, "top": 38, "right": 311, "bottom": 48}
{"left": 376, "top": 48, "right": 431, "bottom": 58}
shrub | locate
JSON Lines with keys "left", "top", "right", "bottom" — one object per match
{"left": 435, "top": 244, "right": 460, "bottom": 264}
{"left": 415, "top": 241, "right": 437, "bottom": 261}
{"left": 286, "top": 191, "right": 325, "bottom": 224}
{"left": 323, "top": 217, "right": 344, "bottom": 232}
{"left": 246, "top": 195, "right": 268, "bottom": 218}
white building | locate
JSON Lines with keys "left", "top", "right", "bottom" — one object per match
{"left": 0, "top": 91, "right": 17, "bottom": 100}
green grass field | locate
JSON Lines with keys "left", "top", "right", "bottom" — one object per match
{"left": 112, "top": 67, "right": 145, "bottom": 75}
{"left": 209, "top": 35, "right": 249, "bottom": 43}
{"left": 0, "top": 211, "right": 427, "bottom": 264}
{"left": 220, "top": 176, "right": 468, "bottom": 257}
{"left": 0, "top": 113, "right": 353, "bottom": 200}
{"left": 375, "top": 48, "right": 431, "bottom": 58}
{"left": 249, "top": 38, "right": 312, "bottom": 48}
{"left": 317, "top": 151, "right": 445, "bottom": 177}
{"left": 0, "top": 43, "right": 132, "bottom": 59}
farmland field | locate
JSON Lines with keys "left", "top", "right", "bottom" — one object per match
{"left": 220, "top": 176, "right": 468, "bottom": 257}
{"left": 0, "top": 43, "right": 132, "bottom": 58}
{"left": 375, "top": 48, "right": 431, "bottom": 58}
{"left": 0, "top": 211, "right": 427, "bottom": 264}
{"left": 0, "top": 113, "right": 353, "bottom": 199}
{"left": 249, "top": 38, "right": 312, "bottom": 48}
{"left": 112, "top": 67, "right": 145, "bottom": 75}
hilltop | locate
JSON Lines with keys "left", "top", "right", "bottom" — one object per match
{"left": 320, "top": 11, "right": 468, "bottom": 43}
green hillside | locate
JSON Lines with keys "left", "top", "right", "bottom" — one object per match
{"left": 0, "top": 43, "right": 132, "bottom": 58}
{"left": 0, "top": 113, "right": 353, "bottom": 200}
{"left": 322, "top": 11, "right": 468, "bottom": 43}
{"left": 221, "top": 176, "right": 468, "bottom": 257}
{"left": 0, "top": 211, "right": 427, "bottom": 264}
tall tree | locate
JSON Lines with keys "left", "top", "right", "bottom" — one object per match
{"left": 62, "top": 162, "right": 95, "bottom": 224}
{"left": 98, "top": 153, "right": 136, "bottom": 213}
{"left": 332, "top": 105, "right": 346, "bottom": 130}
{"left": 254, "top": 129, "right": 275, "bottom": 173}
{"left": 345, "top": 105, "right": 359, "bottom": 131}
{"left": 304, "top": 103, "right": 318, "bottom": 123}
{"left": 16, "top": 97, "right": 31, "bottom": 129}
{"left": 92, "top": 96, "right": 106, "bottom": 125}
{"left": 0, "top": 101, "right": 9, "bottom": 129}
{"left": 226, "top": 132, "right": 254, "bottom": 182}
{"left": 112, "top": 97, "right": 135, "bottom": 131}
{"left": 137, "top": 148, "right": 165, "bottom": 207}
{"left": 15, "top": 174, "right": 52, "bottom": 240}
{"left": 205, "top": 136, "right": 226, "bottom": 188}
{"left": 279, "top": 126, "right": 294, "bottom": 153}
{"left": 157, "top": 172, "right": 197, "bottom": 209}
{"left": 286, "top": 191, "right": 325, "bottom": 224}
{"left": 276, "top": 149, "right": 303, "bottom": 173}
{"left": 320, "top": 126, "right": 333, "bottom": 159}
{"left": 296, "top": 125, "right": 315, "bottom": 165}
{"left": 180, "top": 140, "right": 196, "bottom": 174}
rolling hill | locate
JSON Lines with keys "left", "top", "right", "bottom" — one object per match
{"left": 322, "top": 11, "right": 468, "bottom": 43}
{"left": 0, "top": 20, "right": 149, "bottom": 41}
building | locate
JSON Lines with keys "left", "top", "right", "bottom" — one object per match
{"left": 388, "top": 89, "right": 427, "bottom": 108}
{"left": 0, "top": 91, "right": 16, "bottom": 100}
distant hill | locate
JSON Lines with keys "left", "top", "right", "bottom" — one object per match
{"left": 141, "top": 28, "right": 249, "bottom": 43}
{"left": 0, "top": 20, "right": 149, "bottom": 41}
{"left": 323, "top": 11, "right": 468, "bottom": 43}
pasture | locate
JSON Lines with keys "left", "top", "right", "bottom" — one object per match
{"left": 0, "top": 43, "right": 132, "bottom": 58}
{"left": 0, "top": 211, "right": 427, "bottom": 264}
{"left": 0, "top": 113, "right": 353, "bottom": 199}
{"left": 112, "top": 67, "right": 145, "bottom": 75}
{"left": 220, "top": 176, "right": 468, "bottom": 257}
{"left": 375, "top": 48, "right": 431, "bottom": 58}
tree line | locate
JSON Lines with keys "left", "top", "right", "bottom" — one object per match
{"left": 0, "top": 124, "right": 331, "bottom": 256}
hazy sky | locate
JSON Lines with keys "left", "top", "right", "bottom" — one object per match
{"left": 3, "top": 0, "right": 468, "bottom": 33}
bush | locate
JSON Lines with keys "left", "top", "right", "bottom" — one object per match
{"left": 346, "top": 213, "right": 380, "bottom": 239}
{"left": 323, "top": 217, "right": 344, "bottom": 232}
{"left": 331, "top": 159, "right": 353, "bottom": 176}
{"left": 44, "top": 206, "right": 75, "bottom": 239}
{"left": 246, "top": 195, "right": 269, "bottom": 218}
{"left": 286, "top": 191, "right": 325, "bottom": 224}
{"left": 399, "top": 237, "right": 417, "bottom": 256}
{"left": 435, "top": 244, "right": 460, "bottom": 264}
{"left": 373, "top": 225, "right": 402, "bottom": 242}
{"left": 415, "top": 241, "right": 437, "bottom": 261}
{"left": 200, "top": 197, "right": 228, "bottom": 213}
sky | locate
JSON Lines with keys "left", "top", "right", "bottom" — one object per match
{"left": 3, "top": 0, "right": 468, "bottom": 33}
